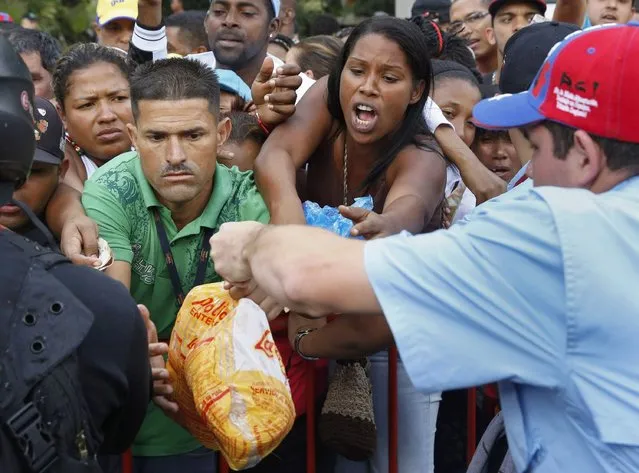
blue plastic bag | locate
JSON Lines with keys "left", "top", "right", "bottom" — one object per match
{"left": 303, "top": 196, "right": 374, "bottom": 238}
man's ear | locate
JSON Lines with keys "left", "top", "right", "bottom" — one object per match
{"left": 126, "top": 122, "right": 139, "bottom": 150}
{"left": 485, "top": 26, "right": 496, "bottom": 46}
{"left": 92, "top": 22, "right": 102, "bottom": 41}
{"left": 410, "top": 79, "right": 426, "bottom": 105}
{"left": 217, "top": 117, "right": 232, "bottom": 149}
{"left": 269, "top": 17, "right": 281, "bottom": 37}
{"left": 571, "top": 129, "right": 605, "bottom": 188}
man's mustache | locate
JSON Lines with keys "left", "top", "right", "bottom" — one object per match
{"left": 161, "top": 163, "right": 196, "bottom": 176}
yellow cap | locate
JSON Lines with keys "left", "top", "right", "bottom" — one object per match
{"left": 96, "top": 0, "right": 138, "bottom": 26}
{"left": 167, "top": 53, "right": 184, "bottom": 59}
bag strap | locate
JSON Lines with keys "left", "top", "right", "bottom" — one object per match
{"left": 152, "top": 208, "right": 214, "bottom": 306}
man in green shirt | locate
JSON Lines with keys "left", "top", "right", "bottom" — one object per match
{"left": 82, "top": 58, "right": 268, "bottom": 472}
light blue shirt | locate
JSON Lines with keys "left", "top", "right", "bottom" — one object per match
{"left": 364, "top": 177, "right": 639, "bottom": 473}
{"left": 507, "top": 161, "right": 531, "bottom": 191}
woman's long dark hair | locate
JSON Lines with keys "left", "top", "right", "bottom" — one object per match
{"left": 326, "top": 17, "right": 436, "bottom": 190}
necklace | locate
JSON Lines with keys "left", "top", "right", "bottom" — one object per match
{"left": 65, "top": 133, "right": 83, "bottom": 156}
{"left": 343, "top": 141, "right": 349, "bottom": 206}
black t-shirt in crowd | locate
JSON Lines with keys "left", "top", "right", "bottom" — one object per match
{"left": 47, "top": 258, "right": 151, "bottom": 453}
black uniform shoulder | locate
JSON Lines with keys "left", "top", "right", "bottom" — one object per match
{"left": 47, "top": 261, "right": 151, "bottom": 453}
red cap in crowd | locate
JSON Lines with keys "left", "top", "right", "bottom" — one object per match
{"left": 473, "top": 23, "right": 639, "bottom": 144}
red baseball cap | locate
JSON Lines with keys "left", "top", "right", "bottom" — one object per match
{"left": 473, "top": 23, "right": 639, "bottom": 144}
{"left": 488, "top": 0, "right": 546, "bottom": 17}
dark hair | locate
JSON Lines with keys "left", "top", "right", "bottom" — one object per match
{"left": 225, "top": 111, "right": 266, "bottom": 145}
{"left": 334, "top": 26, "right": 354, "bottom": 39}
{"left": 53, "top": 43, "right": 131, "bottom": 110}
{"left": 327, "top": 17, "right": 435, "bottom": 189}
{"left": 166, "top": 10, "right": 209, "bottom": 52}
{"left": 269, "top": 33, "right": 295, "bottom": 52}
{"left": 410, "top": 15, "right": 482, "bottom": 82}
{"left": 6, "top": 28, "right": 61, "bottom": 73}
{"left": 451, "top": 0, "right": 491, "bottom": 6}
{"left": 290, "top": 35, "right": 342, "bottom": 79}
{"left": 129, "top": 58, "right": 220, "bottom": 120}
{"left": 432, "top": 59, "right": 480, "bottom": 89}
{"left": 310, "top": 13, "right": 341, "bottom": 36}
{"left": 540, "top": 121, "right": 639, "bottom": 172}
{"left": 221, "top": 91, "right": 248, "bottom": 113}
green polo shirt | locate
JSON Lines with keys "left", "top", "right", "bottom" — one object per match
{"left": 82, "top": 151, "right": 269, "bottom": 456}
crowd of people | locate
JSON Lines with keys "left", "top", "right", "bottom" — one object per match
{"left": 0, "top": 0, "right": 638, "bottom": 471}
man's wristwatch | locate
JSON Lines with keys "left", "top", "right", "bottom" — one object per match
{"left": 294, "top": 328, "right": 319, "bottom": 361}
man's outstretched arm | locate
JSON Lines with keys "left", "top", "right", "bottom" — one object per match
{"left": 210, "top": 223, "right": 382, "bottom": 318}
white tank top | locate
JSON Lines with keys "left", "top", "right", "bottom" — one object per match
{"left": 81, "top": 154, "right": 99, "bottom": 179}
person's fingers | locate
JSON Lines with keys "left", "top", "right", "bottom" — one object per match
{"left": 267, "top": 305, "right": 286, "bottom": 321}
{"left": 63, "top": 232, "right": 101, "bottom": 267}
{"left": 254, "top": 56, "right": 275, "bottom": 84}
{"left": 265, "top": 309, "right": 284, "bottom": 321}
{"left": 251, "top": 58, "right": 276, "bottom": 104}
{"left": 152, "top": 382, "right": 174, "bottom": 396}
{"left": 229, "top": 284, "right": 254, "bottom": 300}
{"left": 78, "top": 220, "right": 99, "bottom": 257}
{"left": 152, "top": 367, "right": 170, "bottom": 381}
{"left": 153, "top": 395, "right": 179, "bottom": 414}
{"left": 351, "top": 218, "right": 381, "bottom": 238}
{"left": 338, "top": 205, "right": 369, "bottom": 222}
{"left": 243, "top": 100, "right": 256, "bottom": 113}
{"left": 271, "top": 74, "right": 303, "bottom": 90}
{"left": 149, "top": 342, "right": 168, "bottom": 357}
{"left": 138, "top": 304, "right": 151, "bottom": 322}
{"left": 69, "top": 252, "right": 101, "bottom": 267}
{"left": 265, "top": 90, "right": 297, "bottom": 106}
{"left": 275, "top": 63, "right": 302, "bottom": 77}
{"left": 264, "top": 104, "right": 296, "bottom": 116}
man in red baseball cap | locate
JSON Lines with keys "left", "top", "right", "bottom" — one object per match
{"left": 473, "top": 23, "right": 639, "bottom": 189}
{"left": 210, "top": 23, "right": 639, "bottom": 473}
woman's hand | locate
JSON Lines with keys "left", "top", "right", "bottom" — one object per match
{"left": 339, "top": 206, "right": 396, "bottom": 240}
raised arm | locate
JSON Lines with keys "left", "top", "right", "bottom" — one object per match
{"left": 129, "top": 0, "right": 166, "bottom": 67}
{"left": 253, "top": 76, "right": 333, "bottom": 225}
{"left": 552, "top": 0, "right": 587, "bottom": 26}
{"left": 433, "top": 125, "right": 506, "bottom": 204}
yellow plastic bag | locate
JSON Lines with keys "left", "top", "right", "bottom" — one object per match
{"left": 168, "top": 283, "right": 295, "bottom": 470}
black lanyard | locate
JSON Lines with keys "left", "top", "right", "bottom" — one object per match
{"left": 152, "top": 208, "right": 214, "bottom": 306}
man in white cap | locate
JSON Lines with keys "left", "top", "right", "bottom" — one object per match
{"left": 94, "top": 0, "right": 138, "bottom": 52}
{"left": 130, "top": 0, "right": 314, "bottom": 107}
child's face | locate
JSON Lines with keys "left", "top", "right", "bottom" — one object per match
{"left": 218, "top": 140, "right": 262, "bottom": 172}
{"left": 0, "top": 162, "right": 60, "bottom": 230}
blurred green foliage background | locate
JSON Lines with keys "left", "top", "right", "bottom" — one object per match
{"left": 0, "top": 0, "right": 392, "bottom": 46}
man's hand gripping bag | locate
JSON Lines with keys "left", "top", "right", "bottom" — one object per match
{"left": 168, "top": 283, "right": 295, "bottom": 470}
